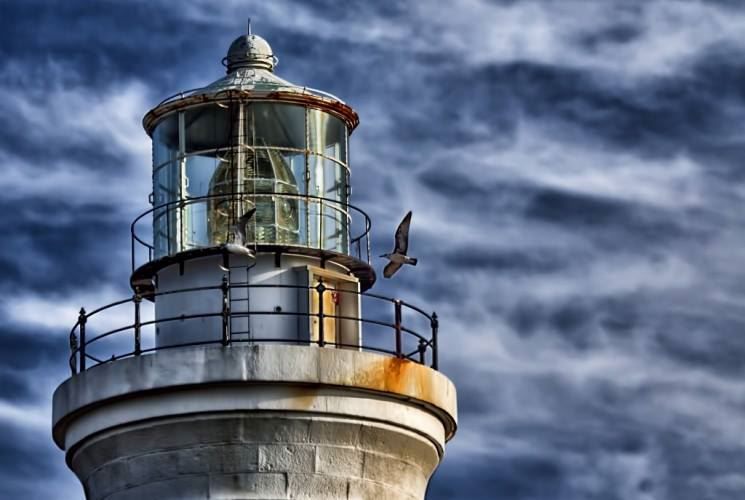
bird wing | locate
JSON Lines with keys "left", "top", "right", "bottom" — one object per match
{"left": 394, "top": 211, "right": 412, "bottom": 254}
{"left": 232, "top": 207, "right": 256, "bottom": 246}
{"left": 383, "top": 260, "right": 402, "bottom": 279}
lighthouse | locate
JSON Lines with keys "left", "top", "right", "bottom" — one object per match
{"left": 52, "top": 29, "right": 457, "bottom": 499}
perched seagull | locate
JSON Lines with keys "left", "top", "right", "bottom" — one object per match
{"left": 380, "top": 211, "right": 417, "bottom": 278}
{"left": 222, "top": 207, "right": 256, "bottom": 258}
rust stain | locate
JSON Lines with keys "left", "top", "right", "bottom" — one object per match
{"left": 280, "top": 354, "right": 455, "bottom": 438}
{"left": 286, "top": 385, "right": 320, "bottom": 411}
{"left": 277, "top": 359, "right": 438, "bottom": 412}
{"left": 143, "top": 90, "right": 359, "bottom": 136}
{"left": 352, "top": 357, "right": 436, "bottom": 404}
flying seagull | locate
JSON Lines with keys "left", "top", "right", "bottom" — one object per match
{"left": 380, "top": 211, "right": 417, "bottom": 278}
{"left": 222, "top": 207, "right": 256, "bottom": 258}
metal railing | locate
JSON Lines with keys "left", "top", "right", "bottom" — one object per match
{"left": 130, "top": 192, "right": 373, "bottom": 272}
{"left": 68, "top": 281, "right": 438, "bottom": 375}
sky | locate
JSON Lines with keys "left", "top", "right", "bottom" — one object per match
{"left": 2, "top": 0, "right": 745, "bottom": 498}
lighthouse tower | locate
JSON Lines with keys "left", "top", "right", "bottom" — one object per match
{"left": 52, "top": 29, "right": 457, "bottom": 500}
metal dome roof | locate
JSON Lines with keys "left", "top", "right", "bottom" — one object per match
{"left": 197, "top": 32, "right": 333, "bottom": 97}
{"left": 143, "top": 30, "right": 360, "bottom": 134}
{"left": 224, "top": 33, "right": 276, "bottom": 72}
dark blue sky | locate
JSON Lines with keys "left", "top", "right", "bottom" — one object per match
{"left": 3, "top": 1, "right": 745, "bottom": 498}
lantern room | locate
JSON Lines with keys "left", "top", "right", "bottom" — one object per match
{"left": 149, "top": 100, "right": 350, "bottom": 256}
{"left": 139, "top": 33, "right": 363, "bottom": 274}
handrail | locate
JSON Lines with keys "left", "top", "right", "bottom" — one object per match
{"left": 130, "top": 191, "right": 373, "bottom": 272}
{"left": 151, "top": 145, "right": 349, "bottom": 175}
{"left": 67, "top": 283, "right": 438, "bottom": 375}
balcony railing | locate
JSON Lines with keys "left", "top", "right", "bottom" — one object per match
{"left": 68, "top": 281, "right": 439, "bottom": 375}
{"left": 130, "top": 192, "right": 373, "bottom": 273}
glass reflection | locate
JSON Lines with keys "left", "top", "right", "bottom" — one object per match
{"left": 153, "top": 161, "right": 178, "bottom": 257}
{"left": 185, "top": 105, "right": 233, "bottom": 154}
{"left": 309, "top": 109, "right": 346, "bottom": 163}
{"left": 252, "top": 103, "right": 305, "bottom": 149}
{"left": 153, "top": 114, "right": 179, "bottom": 167}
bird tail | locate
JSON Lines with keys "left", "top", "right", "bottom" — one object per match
{"left": 409, "top": 258, "right": 418, "bottom": 266}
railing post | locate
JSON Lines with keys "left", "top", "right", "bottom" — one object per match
{"left": 316, "top": 279, "right": 326, "bottom": 347}
{"left": 366, "top": 232, "right": 371, "bottom": 263}
{"left": 133, "top": 293, "right": 142, "bottom": 356}
{"left": 418, "top": 339, "right": 426, "bottom": 364}
{"left": 431, "top": 312, "right": 439, "bottom": 370}
{"left": 166, "top": 206, "right": 171, "bottom": 254}
{"left": 69, "top": 329, "right": 78, "bottom": 375}
{"left": 394, "top": 300, "right": 402, "bottom": 358}
{"left": 78, "top": 308, "right": 87, "bottom": 372}
{"left": 221, "top": 275, "right": 231, "bottom": 346}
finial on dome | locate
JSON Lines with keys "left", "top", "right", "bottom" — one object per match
{"left": 223, "top": 24, "right": 277, "bottom": 73}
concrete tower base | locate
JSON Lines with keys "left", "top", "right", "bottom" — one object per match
{"left": 53, "top": 346, "right": 457, "bottom": 499}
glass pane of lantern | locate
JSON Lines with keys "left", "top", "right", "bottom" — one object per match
{"left": 152, "top": 204, "right": 169, "bottom": 258}
{"left": 249, "top": 149, "right": 308, "bottom": 246}
{"left": 323, "top": 157, "right": 346, "bottom": 202}
{"left": 182, "top": 200, "right": 209, "bottom": 249}
{"left": 205, "top": 155, "right": 233, "bottom": 246}
{"left": 308, "top": 109, "right": 347, "bottom": 164}
{"left": 307, "top": 198, "right": 321, "bottom": 249}
{"left": 290, "top": 151, "right": 307, "bottom": 195}
{"left": 307, "top": 155, "right": 347, "bottom": 250}
{"left": 185, "top": 155, "right": 221, "bottom": 198}
{"left": 308, "top": 154, "right": 324, "bottom": 198}
{"left": 152, "top": 161, "right": 179, "bottom": 258}
{"left": 183, "top": 155, "right": 222, "bottom": 249}
{"left": 323, "top": 202, "right": 346, "bottom": 253}
{"left": 296, "top": 196, "right": 309, "bottom": 248}
{"left": 184, "top": 104, "right": 233, "bottom": 154}
{"left": 153, "top": 114, "right": 179, "bottom": 168}
{"left": 250, "top": 103, "right": 305, "bottom": 150}
{"left": 240, "top": 125, "right": 302, "bottom": 246}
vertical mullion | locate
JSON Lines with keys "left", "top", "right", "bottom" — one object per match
{"left": 177, "top": 111, "right": 186, "bottom": 253}
{"left": 235, "top": 102, "right": 245, "bottom": 237}
{"left": 304, "top": 108, "right": 311, "bottom": 248}
{"left": 345, "top": 127, "right": 350, "bottom": 254}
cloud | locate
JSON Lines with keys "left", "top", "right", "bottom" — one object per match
{"left": 185, "top": 0, "right": 745, "bottom": 80}
{"left": 3, "top": 1, "right": 745, "bottom": 499}
{"left": 2, "top": 286, "right": 138, "bottom": 331}
{"left": 0, "top": 399, "right": 49, "bottom": 431}
{"left": 0, "top": 81, "right": 152, "bottom": 208}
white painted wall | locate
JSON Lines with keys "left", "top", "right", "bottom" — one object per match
{"left": 154, "top": 253, "right": 353, "bottom": 348}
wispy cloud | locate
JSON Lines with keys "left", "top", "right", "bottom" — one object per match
{"left": 0, "top": 81, "right": 152, "bottom": 209}
{"left": 186, "top": 0, "right": 745, "bottom": 79}
{"left": 4, "top": 1, "right": 745, "bottom": 499}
